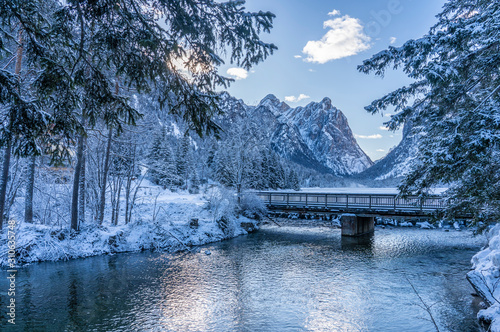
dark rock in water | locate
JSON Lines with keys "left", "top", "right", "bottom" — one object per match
{"left": 241, "top": 222, "right": 256, "bottom": 233}
{"left": 204, "top": 250, "right": 211, "bottom": 255}
{"left": 189, "top": 218, "right": 199, "bottom": 228}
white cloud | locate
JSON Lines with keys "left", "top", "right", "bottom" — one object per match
{"left": 294, "top": 55, "right": 302, "bottom": 59}
{"left": 285, "top": 94, "right": 311, "bottom": 103}
{"left": 328, "top": 9, "right": 341, "bottom": 16}
{"left": 390, "top": 36, "right": 397, "bottom": 44}
{"left": 226, "top": 67, "right": 248, "bottom": 80}
{"left": 384, "top": 113, "right": 393, "bottom": 117}
{"left": 379, "top": 126, "right": 390, "bottom": 131}
{"left": 308, "top": 69, "right": 316, "bottom": 72}
{"left": 302, "top": 14, "right": 371, "bottom": 63}
{"left": 355, "top": 134, "right": 383, "bottom": 139}
{"left": 376, "top": 149, "right": 385, "bottom": 152}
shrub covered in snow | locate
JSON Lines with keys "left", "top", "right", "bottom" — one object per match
{"left": 203, "top": 187, "right": 239, "bottom": 238}
{"left": 239, "top": 192, "right": 268, "bottom": 220}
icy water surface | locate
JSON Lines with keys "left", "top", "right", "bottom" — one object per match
{"left": 1, "top": 226, "right": 487, "bottom": 331}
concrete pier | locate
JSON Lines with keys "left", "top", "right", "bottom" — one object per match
{"left": 341, "top": 214, "right": 375, "bottom": 237}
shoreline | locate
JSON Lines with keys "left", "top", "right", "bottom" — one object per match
{"left": 0, "top": 188, "right": 262, "bottom": 268}
{"left": 0, "top": 216, "right": 259, "bottom": 268}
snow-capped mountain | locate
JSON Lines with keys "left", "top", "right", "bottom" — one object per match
{"left": 217, "top": 93, "right": 373, "bottom": 175}
{"left": 359, "top": 120, "right": 418, "bottom": 180}
{"left": 283, "top": 97, "right": 373, "bottom": 174}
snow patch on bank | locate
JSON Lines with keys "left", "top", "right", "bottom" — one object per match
{"left": 468, "top": 224, "right": 500, "bottom": 331}
{"left": 0, "top": 189, "right": 259, "bottom": 266}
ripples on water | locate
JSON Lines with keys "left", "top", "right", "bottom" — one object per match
{"left": 0, "top": 226, "right": 486, "bottom": 331}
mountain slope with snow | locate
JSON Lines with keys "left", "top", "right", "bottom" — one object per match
{"left": 282, "top": 97, "right": 373, "bottom": 175}
{"left": 359, "top": 120, "right": 418, "bottom": 180}
{"left": 217, "top": 93, "right": 373, "bottom": 175}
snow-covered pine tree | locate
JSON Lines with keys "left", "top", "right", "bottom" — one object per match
{"left": 176, "top": 136, "right": 191, "bottom": 190}
{"left": 147, "top": 129, "right": 177, "bottom": 189}
{"left": 259, "top": 150, "right": 285, "bottom": 190}
{"left": 358, "top": 0, "right": 500, "bottom": 222}
{"left": 211, "top": 119, "right": 261, "bottom": 198}
{"left": 288, "top": 169, "right": 301, "bottom": 191}
{"left": 189, "top": 171, "right": 200, "bottom": 195}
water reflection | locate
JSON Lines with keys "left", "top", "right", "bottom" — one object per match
{"left": 341, "top": 234, "right": 374, "bottom": 251}
{"left": 0, "top": 226, "right": 486, "bottom": 332}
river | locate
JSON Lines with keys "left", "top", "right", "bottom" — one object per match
{"left": 1, "top": 225, "right": 487, "bottom": 331}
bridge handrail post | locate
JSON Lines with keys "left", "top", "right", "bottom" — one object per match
{"left": 393, "top": 195, "right": 397, "bottom": 211}
{"left": 346, "top": 194, "right": 349, "bottom": 209}
{"left": 325, "top": 194, "right": 328, "bottom": 208}
{"left": 269, "top": 193, "right": 271, "bottom": 206}
{"left": 287, "top": 193, "right": 289, "bottom": 207}
{"left": 305, "top": 193, "right": 308, "bottom": 206}
{"left": 369, "top": 195, "right": 372, "bottom": 209}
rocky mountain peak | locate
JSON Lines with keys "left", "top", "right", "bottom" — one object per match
{"left": 320, "top": 97, "right": 333, "bottom": 109}
{"left": 281, "top": 97, "right": 372, "bottom": 174}
{"left": 258, "top": 94, "right": 291, "bottom": 115}
{"left": 216, "top": 92, "right": 373, "bottom": 175}
{"left": 259, "top": 94, "right": 280, "bottom": 107}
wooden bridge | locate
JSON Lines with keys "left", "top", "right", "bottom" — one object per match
{"left": 256, "top": 191, "right": 447, "bottom": 237}
{"left": 256, "top": 191, "right": 445, "bottom": 217}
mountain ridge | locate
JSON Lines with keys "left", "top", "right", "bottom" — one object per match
{"left": 217, "top": 93, "right": 373, "bottom": 175}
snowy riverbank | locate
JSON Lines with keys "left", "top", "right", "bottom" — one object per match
{"left": 0, "top": 188, "right": 262, "bottom": 267}
{"left": 467, "top": 223, "right": 500, "bottom": 331}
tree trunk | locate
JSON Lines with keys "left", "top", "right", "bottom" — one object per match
{"left": 125, "top": 177, "right": 131, "bottom": 225}
{"left": 124, "top": 143, "right": 136, "bottom": 225}
{"left": 70, "top": 134, "right": 85, "bottom": 231}
{"left": 97, "top": 128, "right": 113, "bottom": 225}
{"left": 111, "top": 178, "right": 117, "bottom": 226}
{"left": 24, "top": 155, "right": 36, "bottom": 223}
{"left": 114, "top": 180, "right": 122, "bottom": 226}
{"left": 78, "top": 140, "right": 86, "bottom": 226}
{"left": 0, "top": 30, "right": 23, "bottom": 229}
{"left": 110, "top": 176, "right": 122, "bottom": 226}
{"left": 237, "top": 183, "right": 241, "bottom": 204}
{"left": 0, "top": 143, "right": 12, "bottom": 229}
{"left": 127, "top": 174, "right": 143, "bottom": 225}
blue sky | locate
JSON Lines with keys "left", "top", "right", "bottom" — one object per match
{"left": 219, "top": 0, "right": 445, "bottom": 161}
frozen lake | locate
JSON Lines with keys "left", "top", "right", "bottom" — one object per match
{"left": 1, "top": 226, "right": 485, "bottom": 331}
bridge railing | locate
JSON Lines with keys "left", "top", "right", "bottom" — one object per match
{"left": 256, "top": 192, "right": 445, "bottom": 212}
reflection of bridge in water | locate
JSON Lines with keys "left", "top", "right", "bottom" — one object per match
{"left": 256, "top": 191, "right": 447, "bottom": 237}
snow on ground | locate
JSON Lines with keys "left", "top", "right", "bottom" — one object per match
{"left": 468, "top": 223, "right": 500, "bottom": 331}
{"left": 0, "top": 186, "right": 260, "bottom": 267}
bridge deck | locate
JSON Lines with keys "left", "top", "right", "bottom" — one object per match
{"left": 256, "top": 191, "right": 445, "bottom": 217}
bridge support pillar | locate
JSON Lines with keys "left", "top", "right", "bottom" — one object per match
{"left": 341, "top": 214, "right": 374, "bottom": 237}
